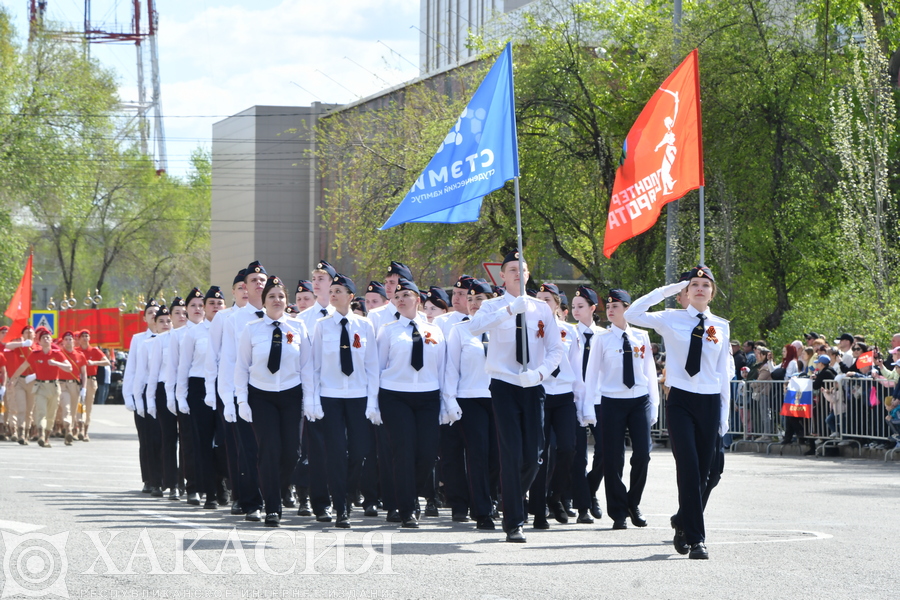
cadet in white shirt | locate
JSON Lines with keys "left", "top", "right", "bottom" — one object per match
{"left": 368, "top": 261, "right": 413, "bottom": 332}
{"left": 133, "top": 303, "right": 164, "bottom": 496}
{"left": 422, "top": 286, "right": 449, "bottom": 324}
{"left": 310, "top": 274, "right": 381, "bottom": 528}
{"left": 123, "top": 299, "right": 160, "bottom": 494}
{"left": 364, "top": 281, "right": 389, "bottom": 311}
{"left": 583, "top": 289, "right": 658, "bottom": 531}
{"left": 624, "top": 265, "right": 733, "bottom": 560}
{"left": 179, "top": 286, "right": 226, "bottom": 508}
{"left": 294, "top": 279, "right": 316, "bottom": 312}
{"left": 377, "top": 277, "right": 445, "bottom": 529}
{"left": 443, "top": 279, "right": 499, "bottom": 530}
{"left": 567, "top": 286, "right": 604, "bottom": 524}
{"left": 528, "top": 283, "right": 582, "bottom": 529}
{"left": 235, "top": 275, "right": 313, "bottom": 527}
{"left": 146, "top": 304, "right": 179, "bottom": 498}
{"left": 468, "top": 251, "right": 565, "bottom": 543}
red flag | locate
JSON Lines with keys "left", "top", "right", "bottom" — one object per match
{"left": 856, "top": 350, "right": 874, "bottom": 370}
{"left": 2, "top": 254, "right": 33, "bottom": 344}
{"left": 603, "top": 49, "right": 704, "bottom": 258}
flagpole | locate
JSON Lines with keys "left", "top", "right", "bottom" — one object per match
{"left": 508, "top": 42, "right": 528, "bottom": 369}
{"left": 699, "top": 185, "right": 705, "bottom": 264}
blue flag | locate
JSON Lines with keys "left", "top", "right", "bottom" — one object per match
{"left": 380, "top": 43, "right": 519, "bottom": 230}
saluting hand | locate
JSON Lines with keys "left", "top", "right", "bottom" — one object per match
{"left": 661, "top": 280, "right": 690, "bottom": 298}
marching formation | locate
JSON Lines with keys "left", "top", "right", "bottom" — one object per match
{"left": 1, "top": 254, "right": 732, "bottom": 559}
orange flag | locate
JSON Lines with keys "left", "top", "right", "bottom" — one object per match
{"left": 2, "top": 254, "right": 33, "bottom": 344}
{"left": 856, "top": 350, "right": 874, "bottom": 370}
{"left": 603, "top": 49, "right": 704, "bottom": 258}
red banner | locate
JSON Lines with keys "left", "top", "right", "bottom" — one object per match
{"left": 3, "top": 254, "right": 32, "bottom": 344}
{"left": 95, "top": 309, "right": 122, "bottom": 346}
{"left": 604, "top": 49, "right": 704, "bottom": 258}
{"left": 122, "top": 313, "right": 143, "bottom": 348}
{"left": 856, "top": 350, "right": 874, "bottom": 370}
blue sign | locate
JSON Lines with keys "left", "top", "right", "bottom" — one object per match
{"left": 31, "top": 310, "right": 57, "bottom": 336}
{"left": 380, "top": 42, "right": 519, "bottom": 229}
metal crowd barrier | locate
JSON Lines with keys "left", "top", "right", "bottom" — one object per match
{"left": 721, "top": 376, "right": 899, "bottom": 458}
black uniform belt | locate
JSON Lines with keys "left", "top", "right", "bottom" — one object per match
{"left": 36, "top": 379, "right": 58, "bottom": 383}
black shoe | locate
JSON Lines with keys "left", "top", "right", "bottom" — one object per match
{"left": 612, "top": 520, "right": 628, "bottom": 530}
{"left": 671, "top": 516, "right": 690, "bottom": 555}
{"left": 491, "top": 502, "right": 500, "bottom": 520}
{"left": 628, "top": 505, "right": 647, "bottom": 527}
{"left": 186, "top": 493, "right": 201, "bottom": 506}
{"left": 424, "top": 500, "right": 439, "bottom": 517}
{"left": 476, "top": 517, "right": 496, "bottom": 530}
{"left": 216, "top": 481, "right": 229, "bottom": 506}
{"left": 401, "top": 516, "right": 419, "bottom": 529}
{"left": 386, "top": 509, "right": 402, "bottom": 523}
{"left": 315, "top": 507, "right": 333, "bottom": 523}
{"left": 296, "top": 497, "right": 312, "bottom": 517}
{"left": 590, "top": 497, "right": 603, "bottom": 520}
{"left": 231, "top": 501, "right": 245, "bottom": 515}
{"left": 452, "top": 512, "right": 470, "bottom": 522}
{"left": 550, "top": 498, "right": 569, "bottom": 524}
{"left": 689, "top": 542, "right": 709, "bottom": 560}
{"left": 506, "top": 526, "right": 526, "bottom": 543}
{"left": 203, "top": 499, "right": 218, "bottom": 510}
{"left": 168, "top": 488, "right": 180, "bottom": 501}
{"left": 532, "top": 515, "right": 550, "bottom": 530}
{"left": 335, "top": 512, "right": 351, "bottom": 528}
{"left": 245, "top": 510, "right": 261, "bottom": 522}
{"left": 150, "top": 487, "right": 163, "bottom": 498}
{"left": 563, "top": 498, "right": 576, "bottom": 518}
{"left": 282, "top": 493, "right": 296, "bottom": 509}
{"left": 364, "top": 505, "right": 378, "bottom": 518}
{"left": 142, "top": 483, "right": 152, "bottom": 494}
{"left": 264, "top": 513, "right": 280, "bottom": 527}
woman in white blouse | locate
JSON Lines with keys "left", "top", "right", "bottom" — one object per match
{"left": 234, "top": 275, "right": 313, "bottom": 527}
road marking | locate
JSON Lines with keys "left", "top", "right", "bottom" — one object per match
{"left": 9, "top": 476, "right": 24, "bottom": 479}
{"left": 88, "top": 418, "right": 129, "bottom": 428}
{"left": 0, "top": 519, "right": 45, "bottom": 534}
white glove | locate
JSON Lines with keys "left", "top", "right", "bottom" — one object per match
{"left": 580, "top": 409, "right": 597, "bottom": 427}
{"left": 519, "top": 369, "right": 542, "bottom": 388}
{"left": 147, "top": 399, "right": 157, "bottom": 419}
{"left": 303, "top": 402, "right": 324, "bottom": 422}
{"left": 124, "top": 395, "right": 136, "bottom": 412}
{"left": 509, "top": 295, "right": 528, "bottom": 314}
{"left": 177, "top": 399, "right": 190, "bottom": 415}
{"left": 365, "top": 401, "right": 382, "bottom": 425}
{"left": 204, "top": 392, "right": 216, "bottom": 409}
{"left": 24, "top": 374, "right": 36, "bottom": 384}
{"left": 223, "top": 399, "right": 237, "bottom": 423}
{"left": 237, "top": 401, "right": 252, "bottom": 423}
{"left": 167, "top": 397, "right": 176, "bottom": 415}
{"left": 661, "top": 280, "right": 690, "bottom": 298}
{"left": 718, "top": 418, "right": 728, "bottom": 437}
{"left": 135, "top": 399, "right": 145, "bottom": 417}
{"left": 79, "top": 387, "right": 86, "bottom": 399}
{"left": 441, "top": 399, "right": 462, "bottom": 425}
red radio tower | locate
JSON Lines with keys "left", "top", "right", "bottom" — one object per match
{"left": 29, "top": 0, "right": 168, "bottom": 172}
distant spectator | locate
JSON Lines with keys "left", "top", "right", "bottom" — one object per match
{"left": 812, "top": 356, "right": 838, "bottom": 436}
{"left": 780, "top": 344, "right": 803, "bottom": 379}
{"left": 732, "top": 341, "right": 747, "bottom": 378}
{"left": 885, "top": 397, "right": 900, "bottom": 446}
{"left": 743, "top": 341, "right": 757, "bottom": 367}
{"left": 834, "top": 333, "right": 855, "bottom": 373}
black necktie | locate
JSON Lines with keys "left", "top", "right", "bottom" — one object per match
{"left": 685, "top": 314, "right": 705, "bottom": 377}
{"left": 410, "top": 322, "right": 424, "bottom": 371}
{"left": 515, "top": 313, "right": 529, "bottom": 365}
{"left": 255, "top": 310, "right": 264, "bottom": 318}
{"left": 582, "top": 331, "right": 593, "bottom": 381}
{"left": 268, "top": 321, "right": 282, "bottom": 374}
{"left": 394, "top": 311, "right": 400, "bottom": 320}
{"left": 622, "top": 332, "right": 635, "bottom": 388}
{"left": 320, "top": 308, "right": 327, "bottom": 318}
{"left": 481, "top": 332, "right": 489, "bottom": 356}
{"left": 461, "top": 316, "right": 469, "bottom": 322}
{"left": 339, "top": 318, "right": 353, "bottom": 376}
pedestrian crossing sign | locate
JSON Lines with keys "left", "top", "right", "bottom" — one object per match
{"left": 31, "top": 310, "right": 57, "bottom": 336}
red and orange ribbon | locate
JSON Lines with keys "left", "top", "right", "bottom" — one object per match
{"left": 353, "top": 333, "right": 361, "bottom": 349}
{"left": 286, "top": 332, "right": 294, "bottom": 344}
{"left": 705, "top": 326, "right": 718, "bottom": 344}
{"left": 537, "top": 321, "right": 545, "bottom": 338}
{"left": 424, "top": 331, "right": 438, "bottom": 345}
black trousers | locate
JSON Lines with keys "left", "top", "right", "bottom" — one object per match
{"left": 458, "top": 397, "right": 499, "bottom": 519}
{"left": 667, "top": 387, "right": 719, "bottom": 545}
{"left": 600, "top": 394, "right": 652, "bottom": 523}
{"left": 138, "top": 389, "right": 162, "bottom": 487}
{"left": 320, "top": 397, "right": 373, "bottom": 515}
{"left": 380, "top": 389, "right": 441, "bottom": 520}
{"left": 249, "top": 384, "right": 303, "bottom": 516}
{"left": 570, "top": 425, "right": 590, "bottom": 511}
{"left": 307, "top": 419, "right": 331, "bottom": 513}
{"left": 438, "top": 422, "right": 468, "bottom": 513}
{"left": 134, "top": 409, "right": 148, "bottom": 484}
{"left": 529, "top": 392, "right": 575, "bottom": 516}
{"left": 702, "top": 436, "right": 724, "bottom": 511}
{"left": 489, "top": 378, "right": 544, "bottom": 532}
{"left": 218, "top": 389, "right": 263, "bottom": 512}
{"left": 187, "top": 377, "right": 219, "bottom": 499}
{"left": 157, "top": 383, "right": 180, "bottom": 491}
{"left": 358, "top": 423, "right": 381, "bottom": 508}
{"left": 374, "top": 423, "right": 397, "bottom": 512}
{"left": 177, "top": 407, "right": 197, "bottom": 495}
{"left": 586, "top": 406, "right": 604, "bottom": 499}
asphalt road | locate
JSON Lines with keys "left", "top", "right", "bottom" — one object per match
{"left": 0, "top": 405, "right": 896, "bottom": 600}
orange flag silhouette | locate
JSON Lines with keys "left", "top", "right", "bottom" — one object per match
{"left": 2, "top": 253, "right": 33, "bottom": 344}
{"left": 604, "top": 49, "right": 704, "bottom": 258}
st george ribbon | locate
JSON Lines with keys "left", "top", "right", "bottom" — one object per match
{"left": 380, "top": 42, "right": 519, "bottom": 230}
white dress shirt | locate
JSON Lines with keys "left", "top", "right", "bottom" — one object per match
{"left": 219, "top": 304, "right": 267, "bottom": 401}
{"left": 298, "top": 300, "right": 334, "bottom": 335}
{"left": 312, "top": 311, "right": 379, "bottom": 409}
{"left": 625, "top": 286, "right": 733, "bottom": 435}
{"left": 121, "top": 329, "right": 150, "bottom": 405}
{"left": 377, "top": 314, "right": 445, "bottom": 392}
{"left": 583, "top": 324, "right": 659, "bottom": 418}
{"left": 369, "top": 301, "right": 400, "bottom": 333}
{"left": 203, "top": 305, "right": 235, "bottom": 403}
{"left": 442, "top": 319, "right": 491, "bottom": 403}
{"left": 177, "top": 320, "right": 211, "bottom": 404}
{"left": 433, "top": 310, "right": 468, "bottom": 338}
{"left": 468, "top": 294, "right": 564, "bottom": 387}
{"left": 576, "top": 321, "right": 604, "bottom": 380}
{"left": 542, "top": 320, "right": 580, "bottom": 398}
{"left": 165, "top": 323, "right": 193, "bottom": 403}
{"left": 145, "top": 332, "right": 170, "bottom": 407}
{"left": 130, "top": 333, "right": 156, "bottom": 403}
{"left": 234, "top": 315, "right": 313, "bottom": 406}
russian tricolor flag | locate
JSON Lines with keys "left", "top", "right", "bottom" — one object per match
{"left": 781, "top": 377, "right": 813, "bottom": 418}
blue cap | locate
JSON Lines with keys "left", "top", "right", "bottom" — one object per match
{"left": 331, "top": 273, "right": 356, "bottom": 295}
{"left": 315, "top": 260, "right": 337, "bottom": 279}
{"left": 606, "top": 289, "right": 632, "bottom": 305}
{"left": 396, "top": 277, "right": 419, "bottom": 294}
{"left": 468, "top": 279, "right": 494, "bottom": 296}
{"left": 426, "top": 286, "right": 450, "bottom": 305}
{"left": 246, "top": 260, "right": 267, "bottom": 276}
{"left": 204, "top": 286, "right": 224, "bottom": 301}
{"left": 388, "top": 261, "right": 413, "bottom": 281}
{"left": 574, "top": 286, "right": 598, "bottom": 306}
{"left": 539, "top": 282, "right": 561, "bottom": 296}
{"left": 366, "top": 281, "right": 388, "bottom": 299}
{"left": 296, "top": 279, "right": 313, "bottom": 294}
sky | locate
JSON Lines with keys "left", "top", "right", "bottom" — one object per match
{"left": 3, "top": 0, "right": 422, "bottom": 177}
